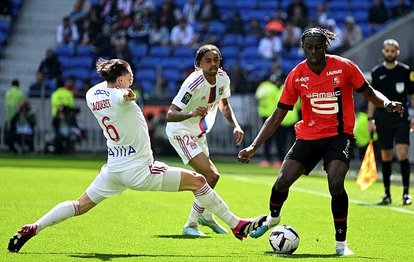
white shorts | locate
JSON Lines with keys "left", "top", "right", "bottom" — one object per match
{"left": 168, "top": 134, "right": 209, "bottom": 164}
{"left": 86, "top": 161, "right": 181, "bottom": 204}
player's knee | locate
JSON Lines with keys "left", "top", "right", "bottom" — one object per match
{"left": 205, "top": 171, "right": 220, "bottom": 185}
{"left": 193, "top": 173, "right": 207, "bottom": 189}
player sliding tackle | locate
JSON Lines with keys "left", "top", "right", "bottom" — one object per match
{"left": 8, "top": 58, "right": 266, "bottom": 253}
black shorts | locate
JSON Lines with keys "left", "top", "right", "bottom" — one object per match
{"left": 375, "top": 112, "right": 410, "bottom": 149}
{"left": 285, "top": 134, "right": 355, "bottom": 175}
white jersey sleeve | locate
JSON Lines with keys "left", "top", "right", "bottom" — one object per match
{"left": 86, "top": 82, "right": 154, "bottom": 172}
{"left": 166, "top": 69, "right": 231, "bottom": 137}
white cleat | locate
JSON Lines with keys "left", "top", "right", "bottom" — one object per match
{"left": 335, "top": 241, "right": 355, "bottom": 256}
{"left": 182, "top": 226, "right": 206, "bottom": 237}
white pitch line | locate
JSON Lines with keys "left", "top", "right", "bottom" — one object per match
{"left": 227, "top": 175, "right": 414, "bottom": 215}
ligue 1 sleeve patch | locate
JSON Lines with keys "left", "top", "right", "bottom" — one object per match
{"left": 181, "top": 92, "right": 192, "bottom": 105}
{"left": 410, "top": 71, "right": 414, "bottom": 82}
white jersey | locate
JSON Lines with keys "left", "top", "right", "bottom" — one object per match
{"left": 166, "top": 68, "right": 231, "bottom": 137}
{"left": 86, "top": 82, "right": 153, "bottom": 172}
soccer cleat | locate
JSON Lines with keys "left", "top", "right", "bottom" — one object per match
{"left": 377, "top": 195, "right": 392, "bottom": 205}
{"left": 198, "top": 216, "right": 228, "bottom": 234}
{"left": 232, "top": 215, "right": 267, "bottom": 240}
{"left": 335, "top": 241, "right": 354, "bottom": 256}
{"left": 403, "top": 194, "right": 412, "bottom": 206}
{"left": 249, "top": 215, "right": 280, "bottom": 239}
{"left": 8, "top": 224, "right": 38, "bottom": 253}
{"left": 182, "top": 226, "right": 206, "bottom": 237}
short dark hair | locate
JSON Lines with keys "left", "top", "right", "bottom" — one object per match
{"left": 301, "top": 27, "right": 337, "bottom": 47}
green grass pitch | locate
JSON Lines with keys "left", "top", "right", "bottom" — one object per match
{"left": 0, "top": 155, "right": 413, "bottom": 261}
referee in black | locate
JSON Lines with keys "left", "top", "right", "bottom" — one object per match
{"left": 368, "top": 39, "right": 414, "bottom": 206}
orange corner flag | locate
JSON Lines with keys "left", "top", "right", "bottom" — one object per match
{"left": 356, "top": 140, "right": 378, "bottom": 190}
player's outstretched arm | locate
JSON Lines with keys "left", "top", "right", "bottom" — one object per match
{"left": 238, "top": 107, "right": 287, "bottom": 164}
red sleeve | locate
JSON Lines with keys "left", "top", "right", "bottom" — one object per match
{"left": 346, "top": 59, "right": 367, "bottom": 90}
{"left": 279, "top": 70, "right": 300, "bottom": 109}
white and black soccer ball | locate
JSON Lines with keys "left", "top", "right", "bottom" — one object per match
{"left": 269, "top": 225, "right": 300, "bottom": 254}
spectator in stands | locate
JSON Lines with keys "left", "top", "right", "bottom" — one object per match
{"left": 127, "top": 14, "right": 150, "bottom": 45}
{"left": 337, "top": 16, "right": 363, "bottom": 53}
{"left": 281, "top": 22, "right": 302, "bottom": 53}
{"left": 149, "top": 20, "right": 170, "bottom": 46}
{"left": 195, "top": 18, "right": 218, "bottom": 47}
{"left": 325, "top": 19, "right": 343, "bottom": 54}
{"left": 316, "top": 3, "right": 328, "bottom": 28}
{"left": 228, "top": 64, "right": 250, "bottom": 93}
{"left": 258, "top": 29, "right": 282, "bottom": 61}
{"left": 149, "top": 109, "right": 175, "bottom": 155}
{"left": 170, "top": 18, "right": 195, "bottom": 47}
{"left": 91, "top": 24, "right": 114, "bottom": 57}
{"left": 28, "top": 72, "right": 52, "bottom": 98}
{"left": 225, "top": 12, "right": 244, "bottom": 36}
{"left": 4, "top": 79, "right": 26, "bottom": 132}
{"left": 286, "top": 0, "right": 308, "bottom": 19}
{"left": 78, "top": 18, "right": 97, "bottom": 45}
{"left": 197, "top": 0, "right": 220, "bottom": 21}
{"left": 289, "top": 5, "right": 308, "bottom": 30}
{"left": 155, "top": 0, "right": 178, "bottom": 30}
{"left": 37, "top": 49, "right": 62, "bottom": 89}
{"left": 391, "top": 0, "right": 412, "bottom": 18}
{"left": 5, "top": 101, "right": 36, "bottom": 154}
{"left": 117, "top": 0, "right": 133, "bottom": 16}
{"left": 56, "top": 16, "right": 80, "bottom": 45}
{"left": 245, "top": 18, "right": 263, "bottom": 41}
{"left": 112, "top": 37, "right": 134, "bottom": 69}
{"left": 0, "top": 0, "right": 12, "bottom": 19}
{"left": 110, "top": 10, "right": 134, "bottom": 38}
{"left": 133, "top": 0, "right": 156, "bottom": 14}
{"left": 50, "top": 78, "right": 82, "bottom": 154}
{"left": 67, "top": 0, "right": 88, "bottom": 28}
{"left": 368, "top": 0, "right": 389, "bottom": 33}
{"left": 182, "top": 0, "right": 200, "bottom": 25}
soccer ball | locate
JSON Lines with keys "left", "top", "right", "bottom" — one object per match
{"left": 269, "top": 225, "right": 300, "bottom": 254}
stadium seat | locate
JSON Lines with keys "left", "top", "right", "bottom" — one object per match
{"left": 135, "top": 68, "right": 157, "bottom": 82}
{"left": 241, "top": 46, "right": 260, "bottom": 59}
{"left": 63, "top": 68, "right": 90, "bottom": 80}
{"left": 70, "top": 56, "right": 93, "bottom": 69}
{"left": 54, "top": 44, "right": 75, "bottom": 57}
{"left": 221, "top": 46, "right": 240, "bottom": 60}
{"left": 162, "top": 68, "right": 182, "bottom": 82}
{"left": 149, "top": 46, "right": 171, "bottom": 57}
{"left": 139, "top": 57, "right": 160, "bottom": 70}
{"left": 129, "top": 43, "right": 148, "bottom": 58}
{"left": 172, "top": 46, "right": 194, "bottom": 57}
{"left": 77, "top": 44, "right": 94, "bottom": 57}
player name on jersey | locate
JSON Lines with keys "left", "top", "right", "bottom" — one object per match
{"left": 91, "top": 99, "right": 111, "bottom": 111}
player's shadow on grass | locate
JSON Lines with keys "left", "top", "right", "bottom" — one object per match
{"left": 264, "top": 251, "right": 377, "bottom": 259}
{"left": 155, "top": 234, "right": 212, "bottom": 239}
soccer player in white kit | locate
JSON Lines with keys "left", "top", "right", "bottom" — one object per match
{"left": 8, "top": 58, "right": 266, "bottom": 253}
{"left": 166, "top": 45, "right": 245, "bottom": 236}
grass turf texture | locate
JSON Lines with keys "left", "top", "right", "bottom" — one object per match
{"left": 1, "top": 155, "right": 413, "bottom": 261}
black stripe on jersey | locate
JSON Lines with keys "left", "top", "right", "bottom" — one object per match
{"left": 355, "top": 82, "right": 369, "bottom": 93}
{"left": 278, "top": 101, "right": 294, "bottom": 111}
{"left": 335, "top": 87, "right": 344, "bottom": 134}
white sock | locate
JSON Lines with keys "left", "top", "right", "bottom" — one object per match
{"left": 194, "top": 184, "right": 239, "bottom": 229}
{"left": 183, "top": 201, "right": 204, "bottom": 228}
{"left": 35, "top": 201, "right": 79, "bottom": 233}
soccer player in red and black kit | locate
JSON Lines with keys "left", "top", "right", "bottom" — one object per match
{"left": 368, "top": 39, "right": 414, "bottom": 206}
{"left": 238, "top": 28, "right": 404, "bottom": 256}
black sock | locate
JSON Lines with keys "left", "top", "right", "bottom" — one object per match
{"left": 269, "top": 184, "right": 288, "bottom": 218}
{"left": 332, "top": 192, "right": 348, "bottom": 242}
{"left": 400, "top": 159, "right": 410, "bottom": 195}
{"left": 381, "top": 161, "right": 392, "bottom": 196}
